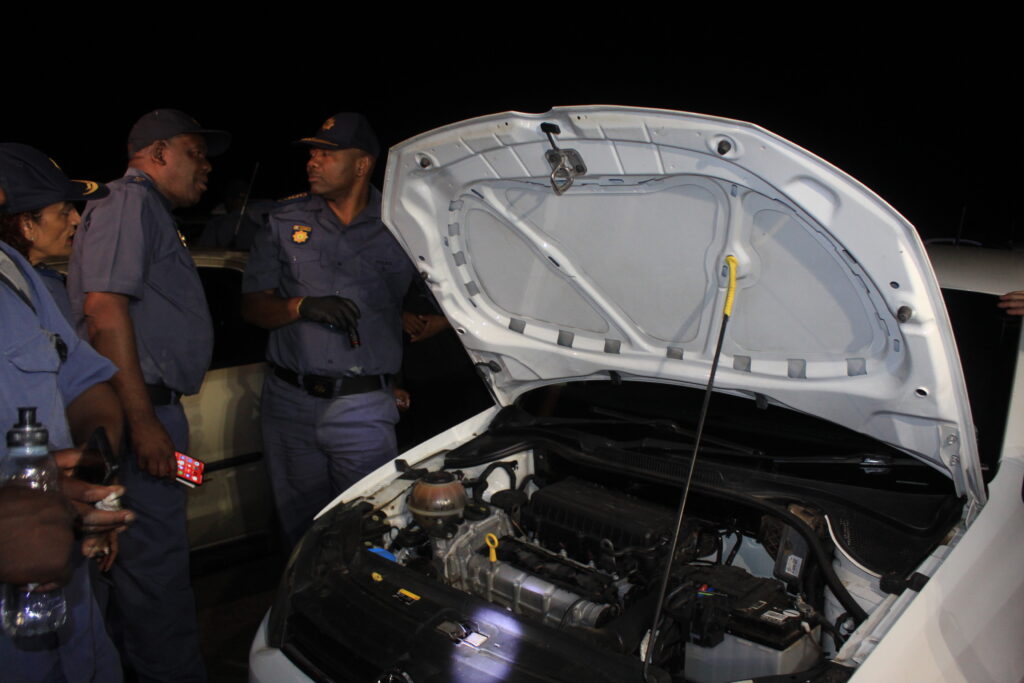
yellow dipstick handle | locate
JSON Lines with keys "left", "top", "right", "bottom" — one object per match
{"left": 485, "top": 533, "right": 499, "bottom": 563}
{"left": 723, "top": 255, "right": 738, "bottom": 318}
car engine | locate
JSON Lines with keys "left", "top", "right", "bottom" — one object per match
{"left": 381, "top": 467, "right": 829, "bottom": 682}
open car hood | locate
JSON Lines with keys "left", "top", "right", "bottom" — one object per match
{"left": 383, "top": 106, "right": 984, "bottom": 505}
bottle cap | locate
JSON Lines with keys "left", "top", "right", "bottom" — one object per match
{"left": 7, "top": 406, "right": 48, "bottom": 448}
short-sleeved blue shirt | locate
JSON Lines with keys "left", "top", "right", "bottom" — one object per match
{"left": 242, "top": 188, "right": 414, "bottom": 377}
{"left": 0, "top": 242, "right": 115, "bottom": 454}
{"left": 36, "top": 264, "right": 72, "bottom": 324}
{"left": 67, "top": 168, "right": 213, "bottom": 395}
{"left": 1, "top": 243, "right": 120, "bottom": 683}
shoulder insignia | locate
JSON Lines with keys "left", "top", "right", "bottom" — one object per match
{"left": 291, "top": 225, "right": 312, "bottom": 244}
{"left": 177, "top": 230, "right": 188, "bottom": 248}
{"left": 278, "top": 192, "right": 309, "bottom": 203}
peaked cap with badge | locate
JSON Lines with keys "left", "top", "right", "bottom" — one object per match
{"left": 295, "top": 112, "right": 380, "bottom": 157}
{"left": 0, "top": 143, "right": 109, "bottom": 213}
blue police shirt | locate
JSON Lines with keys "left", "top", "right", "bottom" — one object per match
{"left": 0, "top": 242, "right": 120, "bottom": 683}
{"left": 1, "top": 242, "right": 116, "bottom": 450}
{"left": 36, "top": 264, "right": 72, "bottom": 324}
{"left": 242, "top": 188, "right": 414, "bottom": 377}
{"left": 67, "top": 168, "right": 213, "bottom": 395}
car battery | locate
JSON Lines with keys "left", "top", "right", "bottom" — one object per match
{"left": 667, "top": 564, "right": 820, "bottom": 683}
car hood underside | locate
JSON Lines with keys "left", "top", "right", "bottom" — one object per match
{"left": 382, "top": 105, "right": 984, "bottom": 504}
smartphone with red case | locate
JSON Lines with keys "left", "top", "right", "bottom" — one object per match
{"left": 175, "top": 451, "right": 205, "bottom": 488}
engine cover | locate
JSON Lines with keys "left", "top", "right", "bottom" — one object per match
{"left": 523, "top": 477, "right": 674, "bottom": 560}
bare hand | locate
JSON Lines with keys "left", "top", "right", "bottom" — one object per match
{"left": 394, "top": 388, "right": 411, "bottom": 412}
{"left": 53, "top": 449, "right": 135, "bottom": 533}
{"left": 406, "top": 313, "right": 449, "bottom": 342}
{"left": 130, "top": 416, "right": 177, "bottom": 479}
{"left": 998, "top": 291, "right": 1024, "bottom": 315}
{"left": 403, "top": 311, "right": 427, "bottom": 337}
{"left": 82, "top": 530, "right": 119, "bottom": 572}
{"left": 0, "top": 486, "right": 74, "bottom": 586}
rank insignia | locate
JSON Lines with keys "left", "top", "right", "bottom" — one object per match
{"left": 322, "top": 116, "right": 335, "bottom": 131}
{"left": 292, "top": 225, "right": 312, "bottom": 244}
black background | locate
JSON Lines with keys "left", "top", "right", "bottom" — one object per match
{"left": 3, "top": 44, "right": 1018, "bottom": 247}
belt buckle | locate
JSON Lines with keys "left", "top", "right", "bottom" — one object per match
{"left": 303, "top": 374, "right": 335, "bottom": 398}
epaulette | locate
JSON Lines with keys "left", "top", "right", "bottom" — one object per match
{"left": 129, "top": 175, "right": 154, "bottom": 188}
{"left": 277, "top": 192, "right": 310, "bottom": 203}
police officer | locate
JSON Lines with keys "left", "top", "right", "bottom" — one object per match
{"left": 242, "top": 113, "right": 415, "bottom": 547}
{"left": 67, "top": 110, "right": 229, "bottom": 683}
{"left": 1, "top": 146, "right": 133, "bottom": 682}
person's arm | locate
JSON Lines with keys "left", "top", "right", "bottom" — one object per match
{"left": 241, "top": 290, "right": 302, "bottom": 329}
{"left": 65, "top": 382, "right": 123, "bottom": 456}
{"left": 82, "top": 291, "right": 176, "bottom": 479}
{"left": 242, "top": 290, "right": 360, "bottom": 332}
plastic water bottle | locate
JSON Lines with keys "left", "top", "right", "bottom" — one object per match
{"left": 0, "top": 407, "right": 68, "bottom": 636}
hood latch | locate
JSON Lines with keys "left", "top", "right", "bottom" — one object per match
{"left": 541, "top": 122, "right": 587, "bottom": 196}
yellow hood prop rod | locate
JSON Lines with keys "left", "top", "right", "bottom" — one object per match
{"left": 642, "top": 255, "right": 738, "bottom": 681}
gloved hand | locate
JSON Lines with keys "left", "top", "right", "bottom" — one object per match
{"left": 298, "top": 296, "right": 361, "bottom": 331}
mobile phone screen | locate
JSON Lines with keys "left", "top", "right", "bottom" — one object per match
{"left": 175, "top": 452, "right": 205, "bottom": 487}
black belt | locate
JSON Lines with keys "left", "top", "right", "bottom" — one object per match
{"left": 146, "top": 384, "right": 181, "bottom": 406}
{"left": 271, "top": 364, "right": 388, "bottom": 399}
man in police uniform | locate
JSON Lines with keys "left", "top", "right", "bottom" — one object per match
{"left": 1, "top": 151, "right": 133, "bottom": 682}
{"left": 242, "top": 113, "right": 415, "bottom": 547}
{"left": 68, "top": 109, "right": 229, "bottom": 683}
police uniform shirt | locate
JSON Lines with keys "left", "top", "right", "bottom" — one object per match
{"left": 67, "top": 168, "right": 213, "bottom": 396}
{"left": 0, "top": 242, "right": 120, "bottom": 683}
{"left": 0, "top": 242, "right": 116, "bottom": 450}
{"left": 242, "top": 188, "right": 415, "bottom": 378}
{"left": 36, "top": 264, "right": 73, "bottom": 324}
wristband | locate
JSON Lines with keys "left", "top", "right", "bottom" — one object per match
{"left": 292, "top": 297, "right": 305, "bottom": 319}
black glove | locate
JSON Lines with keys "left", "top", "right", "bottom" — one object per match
{"left": 298, "top": 296, "right": 361, "bottom": 331}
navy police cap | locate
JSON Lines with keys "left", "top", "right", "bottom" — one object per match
{"left": 128, "top": 109, "right": 231, "bottom": 157}
{"left": 295, "top": 112, "right": 379, "bottom": 157}
{"left": 0, "top": 143, "right": 109, "bottom": 214}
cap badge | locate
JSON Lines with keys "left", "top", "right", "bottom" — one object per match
{"left": 322, "top": 117, "right": 336, "bottom": 131}
{"left": 292, "top": 225, "right": 312, "bottom": 244}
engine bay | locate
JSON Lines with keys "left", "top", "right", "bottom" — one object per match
{"left": 356, "top": 445, "right": 894, "bottom": 683}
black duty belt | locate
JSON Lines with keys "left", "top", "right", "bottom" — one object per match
{"left": 271, "top": 364, "right": 388, "bottom": 399}
{"left": 146, "top": 384, "right": 182, "bottom": 406}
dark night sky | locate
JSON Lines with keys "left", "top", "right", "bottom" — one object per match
{"left": 3, "top": 48, "right": 1017, "bottom": 246}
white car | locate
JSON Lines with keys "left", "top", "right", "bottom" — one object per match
{"left": 181, "top": 249, "right": 272, "bottom": 551}
{"left": 249, "top": 107, "right": 1024, "bottom": 683}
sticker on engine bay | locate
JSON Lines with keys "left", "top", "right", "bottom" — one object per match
{"left": 784, "top": 554, "right": 803, "bottom": 577}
